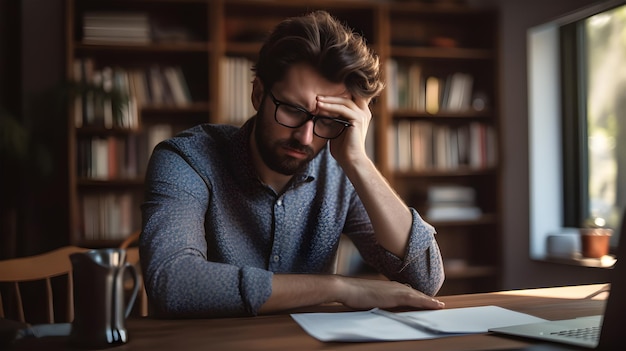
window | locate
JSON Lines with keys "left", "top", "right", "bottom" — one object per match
{"left": 528, "top": 0, "right": 625, "bottom": 259}
{"left": 562, "top": 3, "right": 626, "bottom": 245}
{"left": 584, "top": 6, "right": 626, "bottom": 230}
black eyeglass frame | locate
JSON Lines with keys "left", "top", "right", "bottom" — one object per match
{"left": 267, "top": 91, "right": 353, "bottom": 140}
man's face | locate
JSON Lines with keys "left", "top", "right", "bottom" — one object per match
{"left": 253, "top": 64, "right": 349, "bottom": 176}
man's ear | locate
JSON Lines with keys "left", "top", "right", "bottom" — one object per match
{"left": 251, "top": 77, "right": 265, "bottom": 111}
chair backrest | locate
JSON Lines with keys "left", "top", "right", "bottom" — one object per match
{"left": 119, "top": 230, "right": 140, "bottom": 250}
{"left": 119, "top": 230, "right": 148, "bottom": 317}
{"left": 0, "top": 246, "right": 89, "bottom": 324}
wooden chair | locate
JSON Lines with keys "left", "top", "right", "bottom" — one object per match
{"left": 120, "top": 230, "right": 148, "bottom": 317}
{"left": 0, "top": 246, "right": 89, "bottom": 324}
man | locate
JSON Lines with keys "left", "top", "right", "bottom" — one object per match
{"left": 140, "top": 10, "right": 445, "bottom": 318}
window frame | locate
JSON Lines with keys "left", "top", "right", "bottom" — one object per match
{"left": 560, "top": 21, "right": 589, "bottom": 228}
{"left": 527, "top": 0, "right": 625, "bottom": 260}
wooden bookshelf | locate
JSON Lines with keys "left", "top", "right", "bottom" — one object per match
{"left": 65, "top": 0, "right": 501, "bottom": 294}
{"left": 381, "top": 2, "right": 501, "bottom": 295}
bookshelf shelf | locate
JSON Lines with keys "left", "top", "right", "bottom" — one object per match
{"left": 427, "top": 213, "right": 498, "bottom": 227}
{"left": 65, "top": 0, "right": 501, "bottom": 295}
{"left": 75, "top": 42, "right": 211, "bottom": 53}
{"left": 77, "top": 178, "right": 145, "bottom": 187}
{"left": 392, "top": 110, "right": 494, "bottom": 119}
{"left": 76, "top": 127, "right": 138, "bottom": 136}
{"left": 391, "top": 47, "right": 496, "bottom": 60}
{"left": 141, "top": 103, "right": 211, "bottom": 113}
{"left": 394, "top": 167, "right": 498, "bottom": 178}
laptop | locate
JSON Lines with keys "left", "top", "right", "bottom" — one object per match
{"left": 489, "top": 210, "right": 625, "bottom": 350}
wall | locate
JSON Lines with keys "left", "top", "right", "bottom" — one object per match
{"left": 0, "top": 0, "right": 69, "bottom": 258}
{"left": 498, "top": 0, "right": 613, "bottom": 289}
{"left": 0, "top": 0, "right": 21, "bottom": 259}
{"left": 19, "top": 0, "right": 70, "bottom": 254}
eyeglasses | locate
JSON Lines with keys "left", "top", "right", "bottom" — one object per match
{"left": 268, "top": 91, "right": 352, "bottom": 140}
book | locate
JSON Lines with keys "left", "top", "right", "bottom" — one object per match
{"left": 106, "top": 136, "right": 118, "bottom": 179}
{"left": 426, "top": 205, "right": 482, "bottom": 221}
{"left": 469, "top": 122, "right": 488, "bottom": 168}
{"left": 82, "top": 12, "right": 151, "bottom": 44}
{"left": 221, "top": 57, "right": 255, "bottom": 125}
{"left": 428, "top": 185, "right": 476, "bottom": 204}
{"left": 147, "top": 65, "right": 166, "bottom": 105}
{"left": 92, "top": 137, "right": 108, "bottom": 180}
{"left": 81, "top": 192, "right": 136, "bottom": 239}
{"left": 397, "top": 119, "right": 412, "bottom": 171}
{"left": 433, "top": 125, "right": 451, "bottom": 169}
{"left": 101, "top": 66, "right": 114, "bottom": 128}
{"left": 385, "top": 59, "right": 398, "bottom": 111}
{"left": 133, "top": 68, "right": 151, "bottom": 107}
{"left": 410, "top": 121, "right": 424, "bottom": 169}
{"left": 396, "top": 61, "right": 408, "bottom": 110}
{"left": 123, "top": 70, "right": 140, "bottom": 130}
{"left": 112, "top": 67, "right": 134, "bottom": 128}
{"left": 81, "top": 58, "right": 96, "bottom": 126}
{"left": 446, "top": 72, "right": 462, "bottom": 111}
{"left": 163, "top": 66, "right": 189, "bottom": 106}
{"left": 173, "top": 66, "right": 192, "bottom": 103}
{"left": 125, "top": 135, "right": 139, "bottom": 179}
{"left": 426, "top": 185, "right": 482, "bottom": 221}
{"left": 425, "top": 76, "right": 440, "bottom": 114}
{"left": 146, "top": 124, "right": 173, "bottom": 155}
{"left": 408, "top": 64, "right": 424, "bottom": 112}
{"left": 459, "top": 74, "right": 474, "bottom": 111}
{"left": 72, "top": 59, "right": 83, "bottom": 128}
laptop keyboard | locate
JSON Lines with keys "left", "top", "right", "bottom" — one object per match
{"left": 550, "top": 326, "right": 600, "bottom": 341}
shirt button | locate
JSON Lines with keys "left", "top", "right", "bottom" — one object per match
{"left": 276, "top": 199, "right": 283, "bottom": 206}
{"left": 273, "top": 255, "right": 280, "bottom": 262}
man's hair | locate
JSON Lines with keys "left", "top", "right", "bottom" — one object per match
{"left": 253, "top": 10, "right": 384, "bottom": 100}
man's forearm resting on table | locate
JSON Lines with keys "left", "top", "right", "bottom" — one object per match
{"left": 259, "top": 274, "right": 445, "bottom": 314}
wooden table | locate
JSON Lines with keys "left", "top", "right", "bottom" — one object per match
{"left": 12, "top": 284, "right": 609, "bottom": 351}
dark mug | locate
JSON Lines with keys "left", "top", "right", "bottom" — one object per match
{"left": 69, "top": 248, "right": 140, "bottom": 348}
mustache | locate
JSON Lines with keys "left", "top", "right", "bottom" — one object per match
{"left": 280, "top": 139, "right": 314, "bottom": 157}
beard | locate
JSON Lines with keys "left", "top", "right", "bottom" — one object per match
{"left": 254, "top": 106, "right": 317, "bottom": 176}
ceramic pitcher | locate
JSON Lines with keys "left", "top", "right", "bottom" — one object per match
{"left": 69, "top": 248, "right": 140, "bottom": 348}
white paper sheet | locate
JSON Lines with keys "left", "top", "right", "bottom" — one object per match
{"left": 291, "top": 305, "right": 547, "bottom": 342}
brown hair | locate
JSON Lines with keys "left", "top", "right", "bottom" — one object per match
{"left": 253, "top": 10, "right": 384, "bottom": 100}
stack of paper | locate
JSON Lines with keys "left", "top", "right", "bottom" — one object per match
{"left": 291, "top": 306, "right": 546, "bottom": 342}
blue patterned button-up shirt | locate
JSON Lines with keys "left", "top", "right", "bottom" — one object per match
{"left": 140, "top": 118, "right": 444, "bottom": 318}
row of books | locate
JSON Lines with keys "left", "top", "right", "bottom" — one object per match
{"left": 76, "top": 124, "right": 173, "bottom": 180}
{"left": 82, "top": 11, "right": 196, "bottom": 44}
{"left": 426, "top": 185, "right": 482, "bottom": 222}
{"left": 390, "top": 120, "right": 497, "bottom": 171}
{"left": 133, "top": 65, "right": 193, "bottom": 107}
{"left": 81, "top": 192, "right": 137, "bottom": 240}
{"left": 72, "top": 58, "right": 138, "bottom": 129}
{"left": 83, "top": 12, "right": 151, "bottom": 44}
{"left": 386, "top": 59, "right": 477, "bottom": 113}
{"left": 73, "top": 58, "right": 193, "bottom": 129}
{"left": 220, "top": 56, "right": 255, "bottom": 125}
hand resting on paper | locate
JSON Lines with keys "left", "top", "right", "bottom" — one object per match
{"left": 338, "top": 276, "right": 445, "bottom": 310}
{"left": 259, "top": 274, "right": 445, "bottom": 314}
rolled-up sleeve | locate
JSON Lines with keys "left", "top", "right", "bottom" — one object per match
{"left": 346, "top": 204, "right": 445, "bottom": 297}
{"left": 389, "top": 208, "right": 444, "bottom": 296}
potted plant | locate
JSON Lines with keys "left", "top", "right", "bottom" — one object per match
{"left": 580, "top": 216, "right": 613, "bottom": 258}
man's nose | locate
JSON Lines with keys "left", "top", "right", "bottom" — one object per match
{"left": 293, "top": 120, "right": 315, "bottom": 145}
